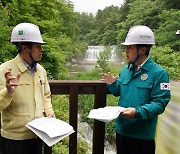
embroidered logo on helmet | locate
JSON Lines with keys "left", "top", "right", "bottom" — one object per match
{"left": 18, "top": 30, "right": 24, "bottom": 35}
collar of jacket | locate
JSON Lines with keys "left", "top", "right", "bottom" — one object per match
{"left": 15, "top": 55, "right": 39, "bottom": 73}
{"left": 129, "top": 57, "right": 153, "bottom": 72}
{"left": 140, "top": 57, "right": 153, "bottom": 71}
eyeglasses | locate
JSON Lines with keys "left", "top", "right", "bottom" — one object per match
{"left": 32, "top": 43, "right": 44, "bottom": 50}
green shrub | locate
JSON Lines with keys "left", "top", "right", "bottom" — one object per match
{"left": 151, "top": 45, "right": 180, "bottom": 80}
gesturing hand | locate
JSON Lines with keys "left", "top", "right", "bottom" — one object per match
{"left": 101, "top": 72, "right": 118, "bottom": 85}
{"left": 5, "top": 69, "right": 21, "bottom": 94}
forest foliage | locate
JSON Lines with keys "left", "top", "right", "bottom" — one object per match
{"left": 0, "top": 0, "right": 179, "bottom": 79}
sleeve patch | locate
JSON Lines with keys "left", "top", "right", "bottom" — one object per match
{"left": 160, "top": 83, "right": 170, "bottom": 90}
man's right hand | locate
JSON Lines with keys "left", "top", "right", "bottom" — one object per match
{"left": 5, "top": 69, "right": 21, "bottom": 94}
{"left": 101, "top": 72, "right": 118, "bottom": 85}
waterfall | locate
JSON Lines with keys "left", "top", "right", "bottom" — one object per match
{"left": 84, "top": 45, "right": 119, "bottom": 62}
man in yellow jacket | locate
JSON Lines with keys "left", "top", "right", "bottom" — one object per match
{"left": 0, "top": 23, "right": 55, "bottom": 154}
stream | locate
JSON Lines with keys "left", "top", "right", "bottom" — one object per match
{"left": 78, "top": 115, "right": 116, "bottom": 154}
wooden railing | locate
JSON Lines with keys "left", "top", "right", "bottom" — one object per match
{"left": 44, "top": 80, "right": 108, "bottom": 154}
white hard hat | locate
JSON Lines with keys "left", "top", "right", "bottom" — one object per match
{"left": 121, "top": 25, "right": 155, "bottom": 45}
{"left": 11, "top": 23, "right": 45, "bottom": 43}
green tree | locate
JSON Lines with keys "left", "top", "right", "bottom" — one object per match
{"left": 155, "top": 9, "right": 180, "bottom": 51}
{"left": 84, "top": 30, "right": 99, "bottom": 45}
{"left": 0, "top": 4, "right": 16, "bottom": 64}
{"left": 76, "top": 12, "right": 95, "bottom": 41}
{"left": 95, "top": 6, "right": 122, "bottom": 45}
{"left": 163, "top": 0, "right": 180, "bottom": 9}
{"left": 96, "top": 46, "right": 111, "bottom": 72}
{"left": 151, "top": 45, "right": 180, "bottom": 80}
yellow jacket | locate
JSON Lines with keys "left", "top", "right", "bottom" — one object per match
{"left": 0, "top": 55, "right": 54, "bottom": 140}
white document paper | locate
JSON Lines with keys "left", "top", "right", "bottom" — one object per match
{"left": 88, "top": 106, "right": 126, "bottom": 123}
{"left": 26, "top": 117, "right": 75, "bottom": 147}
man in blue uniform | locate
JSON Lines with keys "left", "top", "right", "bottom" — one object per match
{"left": 101, "top": 25, "right": 171, "bottom": 154}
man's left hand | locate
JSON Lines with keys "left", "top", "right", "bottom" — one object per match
{"left": 46, "top": 112, "right": 56, "bottom": 118}
{"left": 120, "top": 108, "right": 136, "bottom": 119}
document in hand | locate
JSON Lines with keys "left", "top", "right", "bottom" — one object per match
{"left": 88, "top": 106, "right": 126, "bottom": 123}
{"left": 26, "top": 117, "right": 75, "bottom": 147}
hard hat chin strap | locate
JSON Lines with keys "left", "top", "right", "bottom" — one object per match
{"left": 29, "top": 53, "right": 37, "bottom": 71}
{"left": 128, "top": 47, "right": 140, "bottom": 69}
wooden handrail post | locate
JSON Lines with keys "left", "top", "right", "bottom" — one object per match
{"left": 92, "top": 85, "right": 107, "bottom": 154}
{"left": 44, "top": 143, "right": 52, "bottom": 154}
{"left": 69, "top": 86, "right": 78, "bottom": 154}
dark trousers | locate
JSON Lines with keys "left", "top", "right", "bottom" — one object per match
{"left": 116, "top": 133, "right": 155, "bottom": 154}
{"left": 1, "top": 137, "right": 43, "bottom": 154}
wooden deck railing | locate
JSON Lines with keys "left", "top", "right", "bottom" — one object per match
{"left": 44, "top": 80, "right": 108, "bottom": 154}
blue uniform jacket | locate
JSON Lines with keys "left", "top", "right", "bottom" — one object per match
{"left": 107, "top": 57, "right": 171, "bottom": 140}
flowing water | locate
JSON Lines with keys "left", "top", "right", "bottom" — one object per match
{"left": 78, "top": 115, "right": 116, "bottom": 154}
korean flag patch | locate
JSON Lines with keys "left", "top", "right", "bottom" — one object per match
{"left": 160, "top": 83, "right": 170, "bottom": 90}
